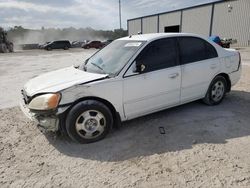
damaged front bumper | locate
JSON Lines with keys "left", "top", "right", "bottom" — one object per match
{"left": 20, "top": 101, "right": 59, "bottom": 132}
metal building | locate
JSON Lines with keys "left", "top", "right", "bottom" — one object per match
{"left": 127, "top": 0, "right": 250, "bottom": 46}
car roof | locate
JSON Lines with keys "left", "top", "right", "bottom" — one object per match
{"left": 53, "top": 40, "right": 70, "bottom": 42}
{"left": 118, "top": 33, "right": 204, "bottom": 42}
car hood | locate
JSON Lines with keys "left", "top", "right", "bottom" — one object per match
{"left": 24, "top": 66, "right": 108, "bottom": 96}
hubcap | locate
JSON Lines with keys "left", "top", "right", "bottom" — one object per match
{"left": 211, "top": 81, "right": 225, "bottom": 102}
{"left": 75, "top": 110, "right": 106, "bottom": 139}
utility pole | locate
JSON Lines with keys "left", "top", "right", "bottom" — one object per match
{"left": 119, "top": 0, "right": 122, "bottom": 29}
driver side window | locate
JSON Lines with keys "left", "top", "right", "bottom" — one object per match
{"left": 136, "top": 38, "right": 178, "bottom": 73}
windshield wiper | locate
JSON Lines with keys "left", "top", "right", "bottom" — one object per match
{"left": 91, "top": 63, "right": 105, "bottom": 73}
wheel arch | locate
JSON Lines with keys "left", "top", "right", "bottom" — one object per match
{"left": 202, "top": 72, "right": 230, "bottom": 105}
{"left": 203, "top": 72, "right": 232, "bottom": 101}
{"left": 60, "top": 96, "right": 121, "bottom": 133}
{"left": 216, "top": 73, "right": 231, "bottom": 92}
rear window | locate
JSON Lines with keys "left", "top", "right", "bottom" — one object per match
{"left": 178, "top": 37, "right": 218, "bottom": 64}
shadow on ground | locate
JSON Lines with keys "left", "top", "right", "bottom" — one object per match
{"left": 46, "top": 90, "right": 250, "bottom": 162}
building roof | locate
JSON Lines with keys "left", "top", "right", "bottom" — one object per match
{"left": 118, "top": 33, "right": 203, "bottom": 42}
{"left": 128, "top": 0, "right": 227, "bottom": 21}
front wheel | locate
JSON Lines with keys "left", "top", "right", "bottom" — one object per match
{"left": 203, "top": 76, "right": 227, "bottom": 105}
{"left": 0, "top": 44, "right": 8, "bottom": 53}
{"left": 66, "top": 100, "right": 113, "bottom": 143}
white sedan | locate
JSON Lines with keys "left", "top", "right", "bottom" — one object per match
{"left": 20, "top": 33, "right": 241, "bottom": 143}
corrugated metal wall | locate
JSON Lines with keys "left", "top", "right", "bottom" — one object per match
{"left": 127, "top": 0, "right": 250, "bottom": 46}
{"left": 182, "top": 5, "right": 212, "bottom": 36}
{"left": 128, "top": 19, "right": 141, "bottom": 35}
{"left": 142, "top": 16, "right": 158, "bottom": 34}
{"left": 212, "top": 0, "right": 250, "bottom": 46}
{"left": 159, "top": 12, "right": 181, "bottom": 32}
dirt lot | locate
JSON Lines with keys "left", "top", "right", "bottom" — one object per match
{"left": 0, "top": 48, "right": 250, "bottom": 188}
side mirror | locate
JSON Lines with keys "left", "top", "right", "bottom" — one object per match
{"left": 133, "top": 60, "right": 146, "bottom": 73}
{"left": 79, "top": 58, "right": 89, "bottom": 70}
{"left": 84, "top": 58, "right": 89, "bottom": 65}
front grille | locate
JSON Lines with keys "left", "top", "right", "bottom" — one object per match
{"left": 21, "top": 89, "right": 31, "bottom": 104}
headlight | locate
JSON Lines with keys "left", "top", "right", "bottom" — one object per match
{"left": 28, "top": 93, "right": 61, "bottom": 110}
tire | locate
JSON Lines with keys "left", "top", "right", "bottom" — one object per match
{"left": 203, "top": 76, "right": 227, "bottom": 105}
{"left": 0, "top": 44, "right": 3, "bottom": 53}
{"left": 64, "top": 46, "right": 69, "bottom": 50}
{"left": 46, "top": 47, "right": 52, "bottom": 51}
{"left": 9, "top": 43, "right": 14, "bottom": 52}
{"left": 66, "top": 100, "right": 113, "bottom": 144}
{"left": 0, "top": 44, "right": 8, "bottom": 53}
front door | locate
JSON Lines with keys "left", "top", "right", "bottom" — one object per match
{"left": 123, "top": 38, "right": 181, "bottom": 119}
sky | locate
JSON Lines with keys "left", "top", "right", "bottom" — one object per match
{"left": 0, "top": 0, "right": 221, "bottom": 30}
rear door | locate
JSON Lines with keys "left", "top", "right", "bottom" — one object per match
{"left": 59, "top": 41, "right": 65, "bottom": 48}
{"left": 178, "top": 37, "right": 219, "bottom": 102}
{"left": 123, "top": 38, "right": 181, "bottom": 119}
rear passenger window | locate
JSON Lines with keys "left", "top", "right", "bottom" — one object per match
{"left": 137, "top": 38, "right": 178, "bottom": 73}
{"left": 205, "top": 41, "right": 218, "bottom": 59}
{"left": 179, "top": 37, "right": 218, "bottom": 65}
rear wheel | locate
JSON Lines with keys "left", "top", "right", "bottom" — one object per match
{"left": 203, "top": 76, "right": 227, "bottom": 105}
{"left": 66, "top": 100, "right": 113, "bottom": 143}
{"left": 8, "top": 43, "right": 14, "bottom": 52}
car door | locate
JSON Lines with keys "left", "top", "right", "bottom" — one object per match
{"left": 93, "top": 41, "right": 97, "bottom": 48}
{"left": 178, "top": 37, "right": 220, "bottom": 102}
{"left": 50, "top": 42, "right": 56, "bottom": 49}
{"left": 59, "top": 41, "right": 64, "bottom": 49}
{"left": 97, "top": 42, "right": 102, "bottom": 48}
{"left": 123, "top": 38, "right": 181, "bottom": 119}
{"left": 53, "top": 41, "right": 60, "bottom": 49}
{"left": 95, "top": 41, "right": 99, "bottom": 48}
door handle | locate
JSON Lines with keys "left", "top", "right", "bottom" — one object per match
{"left": 169, "top": 73, "right": 179, "bottom": 79}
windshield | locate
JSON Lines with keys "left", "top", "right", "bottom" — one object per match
{"left": 82, "top": 40, "right": 145, "bottom": 75}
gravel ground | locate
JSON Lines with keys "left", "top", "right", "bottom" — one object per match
{"left": 0, "top": 48, "right": 250, "bottom": 188}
